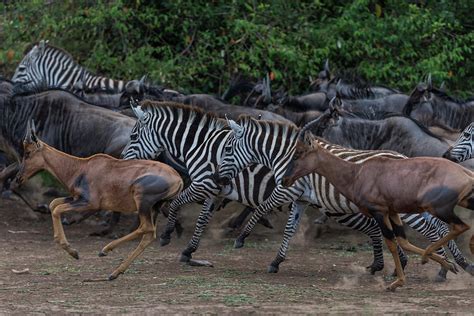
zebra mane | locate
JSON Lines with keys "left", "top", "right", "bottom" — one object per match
{"left": 25, "top": 41, "right": 75, "bottom": 61}
{"left": 139, "top": 100, "right": 227, "bottom": 129}
{"left": 236, "top": 114, "right": 300, "bottom": 138}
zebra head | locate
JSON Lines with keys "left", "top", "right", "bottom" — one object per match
{"left": 12, "top": 40, "right": 48, "bottom": 88}
{"left": 216, "top": 117, "right": 255, "bottom": 185}
{"left": 442, "top": 123, "right": 474, "bottom": 163}
{"left": 121, "top": 105, "right": 164, "bottom": 160}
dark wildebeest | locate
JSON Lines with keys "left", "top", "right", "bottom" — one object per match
{"left": 403, "top": 80, "right": 474, "bottom": 132}
{"left": 310, "top": 60, "right": 400, "bottom": 100}
{"left": 124, "top": 79, "right": 294, "bottom": 124}
{"left": 305, "top": 103, "right": 474, "bottom": 169}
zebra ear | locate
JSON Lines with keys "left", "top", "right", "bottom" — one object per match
{"left": 226, "top": 116, "right": 244, "bottom": 138}
{"left": 38, "top": 40, "right": 47, "bottom": 55}
{"left": 132, "top": 105, "right": 145, "bottom": 120}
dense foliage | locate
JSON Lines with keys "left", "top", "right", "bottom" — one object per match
{"left": 1, "top": 0, "right": 473, "bottom": 96}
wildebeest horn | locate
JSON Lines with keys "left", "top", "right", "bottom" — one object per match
{"left": 263, "top": 73, "right": 271, "bottom": 103}
{"left": 439, "top": 81, "right": 446, "bottom": 91}
{"left": 298, "top": 113, "right": 325, "bottom": 140}
{"left": 335, "top": 79, "right": 343, "bottom": 98}
{"left": 324, "top": 59, "right": 330, "bottom": 73}
{"left": 140, "top": 75, "right": 148, "bottom": 84}
{"left": 125, "top": 79, "right": 141, "bottom": 94}
{"left": 427, "top": 73, "right": 432, "bottom": 90}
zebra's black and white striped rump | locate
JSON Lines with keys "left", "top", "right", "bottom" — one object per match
{"left": 12, "top": 40, "right": 125, "bottom": 92}
{"left": 443, "top": 123, "right": 474, "bottom": 163}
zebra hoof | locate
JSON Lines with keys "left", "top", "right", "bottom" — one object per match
{"left": 160, "top": 236, "right": 171, "bottom": 247}
{"left": 179, "top": 254, "right": 191, "bottom": 263}
{"left": 267, "top": 264, "right": 279, "bottom": 273}
{"left": 234, "top": 239, "right": 245, "bottom": 249}
{"left": 367, "top": 263, "right": 383, "bottom": 275}
{"left": 464, "top": 264, "right": 474, "bottom": 276}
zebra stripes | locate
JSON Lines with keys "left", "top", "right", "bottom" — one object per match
{"left": 443, "top": 123, "right": 474, "bottom": 163}
{"left": 122, "top": 101, "right": 471, "bottom": 277}
{"left": 12, "top": 40, "right": 125, "bottom": 92}
{"left": 217, "top": 116, "right": 472, "bottom": 274}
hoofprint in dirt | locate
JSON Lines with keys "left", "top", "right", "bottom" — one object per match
{"left": 0, "top": 199, "right": 473, "bottom": 314}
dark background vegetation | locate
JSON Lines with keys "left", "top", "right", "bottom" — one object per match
{"left": 1, "top": 0, "right": 473, "bottom": 96}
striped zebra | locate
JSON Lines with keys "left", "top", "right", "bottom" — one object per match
{"left": 121, "top": 101, "right": 470, "bottom": 278}
{"left": 12, "top": 40, "right": 125, "bottom": 92}
{"left": 121, "top": 100, "right": 404, "bottom": 271}
{"left": 216, "top": 116, "right": 474, "bottom": 277}
{"left": 443, "top": 123, "right": 474, "bottom": 162}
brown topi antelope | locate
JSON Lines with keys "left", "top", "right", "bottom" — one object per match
{"left": 11, "top": 121, "right": 183, "bottom": 280}
{"left": 282, "top": 136, "right": 474, "bottom": 291}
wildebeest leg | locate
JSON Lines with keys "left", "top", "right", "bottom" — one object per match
{"left": 108, "top": 212, "right": 156, "bottom": 280}
{"left": 160, "top": 183, "right": 209, "bottom": 246}
{"left": 0, "top": 162, "right": 18, "bottom": 192}
{"left": 268, "top": 201, "right": 308, "bottom": 273}
{"left": 372, "top": 212, "right": 406, "bottom": 291}
{"left": 49, "top": 197, "right": 89, "bottom": 260}
{"left": 89, "top": 212, "right": 122, "bottom": 236}
{"left": 390, "top": 214, "right": 458, "bottom": 273}
{"left": 180, "top": 197, "right": 223, "bottom": 266}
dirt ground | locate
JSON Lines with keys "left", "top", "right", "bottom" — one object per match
{"left": 1, "top": 195, "right": 474, "bottom": 314}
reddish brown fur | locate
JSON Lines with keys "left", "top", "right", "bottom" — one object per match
{"left": 13, "top": 122, "right": 183, "bottom": 280}
{"left": 283, "top": 139, "right": 474, "bottom": 291}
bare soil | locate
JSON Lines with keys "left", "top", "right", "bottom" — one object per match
{"left": 1, "top": 196, "right": 474, "bottom": 314}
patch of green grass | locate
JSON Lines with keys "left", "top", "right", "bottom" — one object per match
{"left": 223, "top": 294, "right": 255, "bottom": 306}
{"left": 197, "top": 290, "right": 214, "bottom": 301}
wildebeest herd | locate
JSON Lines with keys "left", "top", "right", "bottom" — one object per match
{"left": 1, "top": 40, "right": 474, "bottom": 291}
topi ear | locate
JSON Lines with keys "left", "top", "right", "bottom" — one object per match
{"left": 225, "top": 115, "right": 244, "bottom": 138}
{"left": 24, "top": 120, "right": 38, "bottom": 143}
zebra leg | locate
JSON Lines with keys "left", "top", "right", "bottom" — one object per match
{"left": 235, "top": 187, "right": 294, "bottom": 248}
{"left": 335, "top": 213, "right": 408, "bottom": 275}
{"left": 180, "top": 197, "right": 223, "bottom": 266}
{"left": 402, "top": 213, "right": 462, "bottom": 282}
{"left": 268, "top": 201, "right": 309, "bottom": 273}
{"left": 425, "top": 215, "right": 474, "bottom": 277}
{"left": 159, "top": 183, "right": 209, "bottom": 246}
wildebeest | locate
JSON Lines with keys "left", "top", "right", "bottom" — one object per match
{"left": 305, "top": 103, "right": 474, "bottom": 171}
{"left": 403, "top": 81, "right": 474, "bottom": 132}
{"left": 12, "top": 122, "right": 183, "bottom": 280}
{"left": 282, "top": 135, "right": 473, "bottom": 291}
{"left": 310, "top": 60, "right": 400, "bottom": 100}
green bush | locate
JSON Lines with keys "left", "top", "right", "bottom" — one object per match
{"left": 0, "top": 0, "right": 472, "bottom": 96}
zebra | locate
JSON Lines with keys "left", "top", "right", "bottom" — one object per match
{"left": 121, "top": 101, "right": 470, "bottom": 279}
{"left": 121, "top": 100, "right": 405, "bottom": 271}
{"left": 216, "top": 115, "right": 474, "bottom": 278}
{"left": 443, "top": 123, "right": 474, "bottom": 163}
{"left": 12, "top": 40, "right": 125, "bottom": 92}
